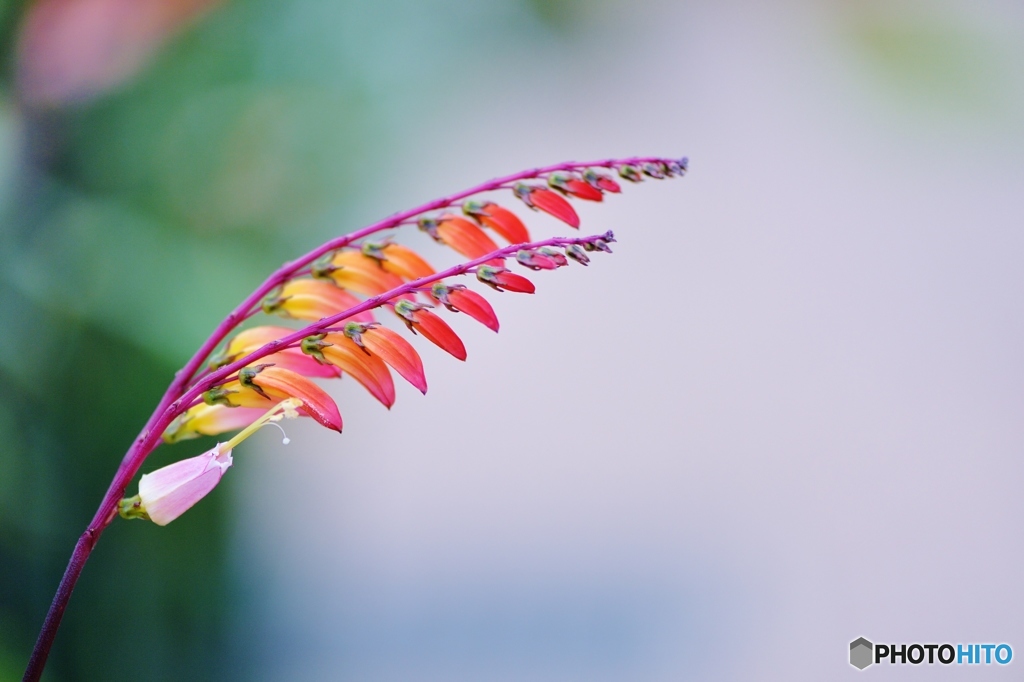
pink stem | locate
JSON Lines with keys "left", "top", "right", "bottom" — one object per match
{"left": 22, "top": 156, "right": 677, "bottom": 682}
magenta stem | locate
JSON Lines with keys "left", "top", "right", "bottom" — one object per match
{"left": 22, "top": 156, "right": 677, "bottom": 682}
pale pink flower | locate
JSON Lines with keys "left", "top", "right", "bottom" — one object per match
{"left": 121, "top": 399, "right": 301, "bottom": 525}
{"left": 136, "top": 444, "right": 233, "bottom": 526}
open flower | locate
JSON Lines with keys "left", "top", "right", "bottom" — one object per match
{"left": 121, "top": 400, "right": 302, "bottom": 526}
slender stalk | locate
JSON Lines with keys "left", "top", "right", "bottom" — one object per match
{"left": 23, "top": 157, "right": 677, "bottom": 681}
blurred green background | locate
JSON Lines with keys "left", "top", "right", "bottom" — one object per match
{"left": 0, "top": 0, "right": 592, "bottom": 678}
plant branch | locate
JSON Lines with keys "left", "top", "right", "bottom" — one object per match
{"left": 23, "top": 156, "right": 678, "bottom": 682}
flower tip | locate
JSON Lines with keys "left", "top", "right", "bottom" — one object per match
{"left": 355, "top": 325, "right": 428, "bottom": 395}
{"left": 532, "top": 188, "right": 581, "bottom": 228}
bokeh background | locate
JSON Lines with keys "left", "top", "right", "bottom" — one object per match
{"left": 1, "top": 0, "right": 1023, "bottom": 679}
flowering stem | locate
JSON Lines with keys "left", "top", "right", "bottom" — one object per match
{"left": 22, "top": 156, "right": 675, "bottom": 682}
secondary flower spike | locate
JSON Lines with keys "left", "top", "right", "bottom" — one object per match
{"left": 122, "top": 400, "right": 303, "bottom": 525}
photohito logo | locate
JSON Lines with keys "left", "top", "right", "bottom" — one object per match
{"left": 849, "top": 638, "right": 1012, "bottom": 670}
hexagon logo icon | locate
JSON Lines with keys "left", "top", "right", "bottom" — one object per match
{"left": 850, "top": 637, "right": 873, "bottom": 670}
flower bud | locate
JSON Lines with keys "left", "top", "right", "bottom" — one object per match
{"left": 344, "top": 322, "right": 427, "bottom": 393}
{"left": 262, "top": 279, "right": 375, "bottom": 324}
{"left": 617, "top": 164, "right": 643, "bottom": 182}
{"left": 582, "top": 168, "right": 621, "bottom": 193}
{"left": 361, "top": 241, "right": 435, "bottom": 281}
{"left": 516, "top": 249, "right": 560, "bottom": 271}
{"left": 641, "top": 162, "right": 667, "bottom": 179}
{"left": 423, "top": 214, "right": 502, "bottom": 261}
{"left": 430, "top": 283, "right": 499, "bottom": 332}
{"left": 665, "top": 158, "right": 688, "bottom": 176}
{"left": 514, "top": 183, "right": 580, "bottom": 228}
{"left": 394, "top": 300, "right": 467, "bottom": 360}
{"left": 538, "top": 247, "right": 568, "bottom": 267}
{"left": 462, "top": 201, "right": 530, "bottom": 244}
{"left": 565, "top": 244, "right": 590, "bottom": 265}
{"left": 318, "top": 249, "right": 406, "bottom": 297}
{"left": 476, "top": 266, "right": 536, "bottom": 293}
{"left": 548, "top": 173, "right": 603, "bottom": 202}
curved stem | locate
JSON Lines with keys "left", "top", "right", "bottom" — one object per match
{"left": 22, "top": 156, "right": 677, "bottom": 681}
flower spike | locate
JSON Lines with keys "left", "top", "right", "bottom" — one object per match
{"left": 26, "top": 157, "right": 687, "bottom": 682}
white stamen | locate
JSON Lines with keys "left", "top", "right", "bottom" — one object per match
{"left": 265, "top": 421, "right": 291, "bottom": 445}
{"left": 223, "top": 398, "right": 304, "bottom": 450}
